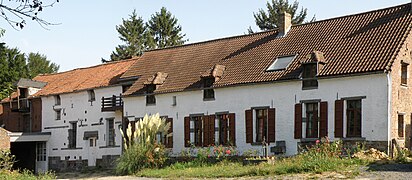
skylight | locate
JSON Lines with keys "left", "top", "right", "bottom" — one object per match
{"left": 266, "top": 55, "right": 297, "bottom": 71}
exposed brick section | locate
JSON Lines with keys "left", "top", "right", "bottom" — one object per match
{"left": 31, "top": 98, "right": 42, "bottom": 132}
{"left": 0, "top": 128, "right": 10, "bottom": 150}
{"left": 122, "top": 4, "right": 412, "bottom": 96}
{"left": 390, "top": 25, "right": 412, "bottom": 149}
{"left": 0, "top": 103, "right": 23, "bottom": 132}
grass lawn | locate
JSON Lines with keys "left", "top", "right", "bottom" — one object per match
{"left": 0, "top": 170, "right": 55, "bottom": 180}
{"left": 136, "top": 157, "right": 367, "bottom": 178}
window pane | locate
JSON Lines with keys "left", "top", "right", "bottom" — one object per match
{"left": 266, "top": 55, "right": 296, "bottom": 71}
{"left": 347, "top": 100, "right": 362, "bottom": 137}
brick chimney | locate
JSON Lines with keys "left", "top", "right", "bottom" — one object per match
{"left": 278, "top": 11, "right": 292, "bottom": 37}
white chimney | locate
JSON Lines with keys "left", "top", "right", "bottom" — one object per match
{"left": 278, "top": 11, "right": 292, "bottom": 37}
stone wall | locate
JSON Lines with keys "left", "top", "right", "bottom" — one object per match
{"left": 0, "top": 127, "right": 10, "bottom": 150}
{"left": 96, "top": 155, "right": 119, "bottom": 169}
{"left": 48, "top": 156, "right": 88, "bottom": 172}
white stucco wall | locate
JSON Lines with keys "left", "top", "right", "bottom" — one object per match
{"left": 42, "top": 86, "right": 123, "bottom": 162}
{"left": 123, "top": 73, "right": 389, "bottom": 156}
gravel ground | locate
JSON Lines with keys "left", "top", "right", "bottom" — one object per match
{"left": 56, "top": 164, "right": 412, "bottom": 180}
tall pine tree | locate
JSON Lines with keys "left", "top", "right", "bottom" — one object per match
{"left": 250, "top": 0, "right": 314, "bottom": 33}
{"left": 107, "top": 7, "right": 186, "bottom": 62}
{"left": 27, "top": 52, "right": 60, "bottom": 78}
{"left": 147, "top": 7, "right": 186, "bottom": 49}
{"left": 109, "top": 10, "right": 147, "bottom": 61}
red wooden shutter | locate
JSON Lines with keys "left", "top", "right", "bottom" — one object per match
{"left": 319, "top": 102, "right": 328, "bottom": 138}
{"left": 294, "top": 103, "right": 302, "bottom": 139}
{"left": 166, "top": 118, "right": 173, "bottom": 148}
{"left": 184, "top": 116, "right": 190, "bottom": 147}
{"left": 203, "top": 115, "right": 210, "bottom": 147}
{"left": 268, "top": 108, "right": 276, "bottom": 143}
{"left": 335, "top": 100, "right": 344, "bottom": 138}
{"left": 245, "top": 109, "right": 253, "bottom": 143}
{"left": 209, "top": 115, "right": 216, "bottom": 145}
{"left": 228, "top": 113, "right": 236, "bottom": 145}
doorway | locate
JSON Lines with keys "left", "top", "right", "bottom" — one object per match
{"left": 88, "top": 137, "right": 97, "bottom": 167}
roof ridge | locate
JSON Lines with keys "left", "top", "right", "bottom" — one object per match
{"left": 36, "top": 58, "right": 138, "bottom": 77}
{"left": 145, "top": 2, "right": 410, "bottom": 53}
{"left": 292, "top": 2, "right": 410, "bottom": 28}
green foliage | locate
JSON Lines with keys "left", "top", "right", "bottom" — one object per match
{"left": 0, "top": 150, "right": 15, "bottom": 171}
{"left": 108, "top": 7, "right": 186, "bottom": 62}
{"left": 138, "top": 138, "right": 367, "bottom": 178}
{"left": 0, "top": 169, "right": 55, "bottom": 180}
{"left": 0, "top": 43, "right": 59, "bottom": 99}
{"left": 27, "top": 52, "right": 59, "bottom": 78}
{"left": 116, "top": 113, "right": 170, "bottom": 175}
{"left": 250, "top": 0, "right": 315, "bottom": 32}
{"left": 147, "top": 7, "right": 187, "bottom": 49}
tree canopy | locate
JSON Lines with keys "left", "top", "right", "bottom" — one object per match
{"left": 250, "top": 0, "right": 315, "bottom": 32}
{"left": 0, "top": 44, "right": 59, "bottom": 99}
{"left": 0, "top": 0, "right": 59, "bottom": 29}
{"left": 107, "top": 7, "right": 186, "bottom": 62}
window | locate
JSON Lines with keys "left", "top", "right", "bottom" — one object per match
{"left": 190, "top": 116, "right": 203, "bottom": 147}
{"left": 107, "top": 119, "right": 115, "bottom": 146}
{"left": 305, "top": 103, "right": 319, "bottom": 138}
{"left": 255, "top": 109, "right": 268, "bottom": 143}
{"left": 54, "top": 95, "right": 61, "bottom": 105}
{"left": 346, "top": 99, "right": 362, "bottom": 137}
{"left": 302, "top": 63, "right": 318, "bottom": 89}
{"left": 398, "top": 114, "right": 404, "bottom": 138}
{"left": 68, "top": 122, "right": 77, "bottom": 148}
{"left": 89, "top": 138, "right": 95, "bottom": 147}
{"left": 203, "top": 78, "right": 215, "bottom": 100}
{"left": 266, "top": 55, "right": 296, "bottom": 71}
{"left": 401, "top": 62, "right": 408, "bottom": 85}
{"left": 146, "top": 84, "right": 156, "bottom": 105}
{"left": 36, "top": 142, "right": 46, "bottom": 161}
{"left": 88, "top": 90, "right": 96, "bottom": 102}
{"left": 122, "top": 85, "right": 132, "bottom": 93}
{"left": 55, "top": 109, "right": 61, "bottom": 120}
{"left": 216, "top": 114, "right": 229, "bottom": 145}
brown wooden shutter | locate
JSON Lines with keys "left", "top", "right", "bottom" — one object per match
{"left": 203, "top": 115, "right": 210, "bottom": 147}
{"left": 209, "top": 115, "right": 216, "bottom": 145}
{"left": 319, "top": 102, "right": 328, "bottom": 138}
{"left": 335, "top": 100, "right": 344, "bottom": 138}
{"left": 228, "top": 113, "right": 236, "bottom": 145}
{"left": 166, "top": 118, "right": 173, "bottom": 148}
{"left": 294, "top": 103, "right": 302, "bottom": 139}
{"left": 184, "top": 116, "right": 190, "bottom": 147}
{"left": 245, "top": 109, "right": 253, "bottom": 143}
{"left": 268, "top": 108, "right": 276, "bottom": 143}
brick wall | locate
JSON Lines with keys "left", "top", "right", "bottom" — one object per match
{"left": 390, "top": 30, "right": 412, "bottom": 149}
{"left": 0, "top": 127, "right": 10, "bottom": 150}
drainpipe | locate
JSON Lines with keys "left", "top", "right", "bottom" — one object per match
{"left": 386, "top": 72, "right": 392, "bottom": 154}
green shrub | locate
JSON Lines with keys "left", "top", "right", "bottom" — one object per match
{"left": 0, "top": 150, "right": 15, "bottom": 171}
{"left": 116, "top": 113, "right": 170, "bottom": 175}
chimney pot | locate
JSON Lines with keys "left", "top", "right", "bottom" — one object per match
{"left": 279, "top": 11, "right": 292, "bottom": 37}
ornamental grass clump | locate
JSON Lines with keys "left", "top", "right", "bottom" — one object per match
{"left": 116, "top": 113, "right": 171, "bottom": 175}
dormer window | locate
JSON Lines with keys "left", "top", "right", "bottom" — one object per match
{"left": 266, "top": 55, "right": 296, "bottom": 71}
{"left": 203, "top": 77, "right": 215, "bottom": 100}
{"left": 301, "top": 51, "right": 326, "bottom": 90}
{"left": 302, "top": 63, "right": 318, "bottom": 89}
{"left": 146, "top": 84, "right": 156, "bottom": 105}
{"left": 143, "top": 72, "right": 168, "bottom": 106}
{"left": 200, "top": 64, "right": 225, "bottom": 101}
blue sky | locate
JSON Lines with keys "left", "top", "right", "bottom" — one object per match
{"left": 0, "top": 0, "right": 409, "bottom": 72}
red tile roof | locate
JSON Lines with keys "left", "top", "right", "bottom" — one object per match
{"left": 121, "top": 3, "right": 412, "bottom": 96}
{"left": 32, "top": 59, "right": 137, "bottom": 97}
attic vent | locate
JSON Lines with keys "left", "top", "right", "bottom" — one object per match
{"left": 266, "top": 55, "right": 297, "bottom": 71}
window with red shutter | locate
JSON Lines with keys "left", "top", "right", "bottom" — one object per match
{"left": 228, "top": 113, "right": 236, "bottom": 145}
{"left": 184, "top": 117, "right": 190, "bottom": 147}
{"left": 166, "top": 118, "right": 173, "bottom": 148}
{"left": 294, "top": 103, "right": 302, "bottom": 139}
{"left": 268, "top": 108, "right": 276, "bottom": 143}
{"left": 245, "top": 109, "right": 253, "bottom": 143}
{"left": 334, "top": 100, "right": 344, "bottom": 138}
{"left": 319, "top": 102, "right": 328, "bottom": 138}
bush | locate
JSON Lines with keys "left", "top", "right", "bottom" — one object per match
{"left": 0, "top": 150, "right": 15, "bottom": 171}
{"left": 116, "top": 113, "right": 170, "bottom": 175}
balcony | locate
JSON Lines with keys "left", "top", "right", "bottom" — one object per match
{"left": 10, "top": 98, "right": 30, "bottom": 112}
{"left": 101, "top": 95, "right": 123, "bottom": 112}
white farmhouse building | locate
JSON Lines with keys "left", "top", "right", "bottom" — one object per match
{"left": 31, "top": 59, "right": 136, "bottom": 171}
{"left": 120, "top": 3, "right": 412, "bottom": 156}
